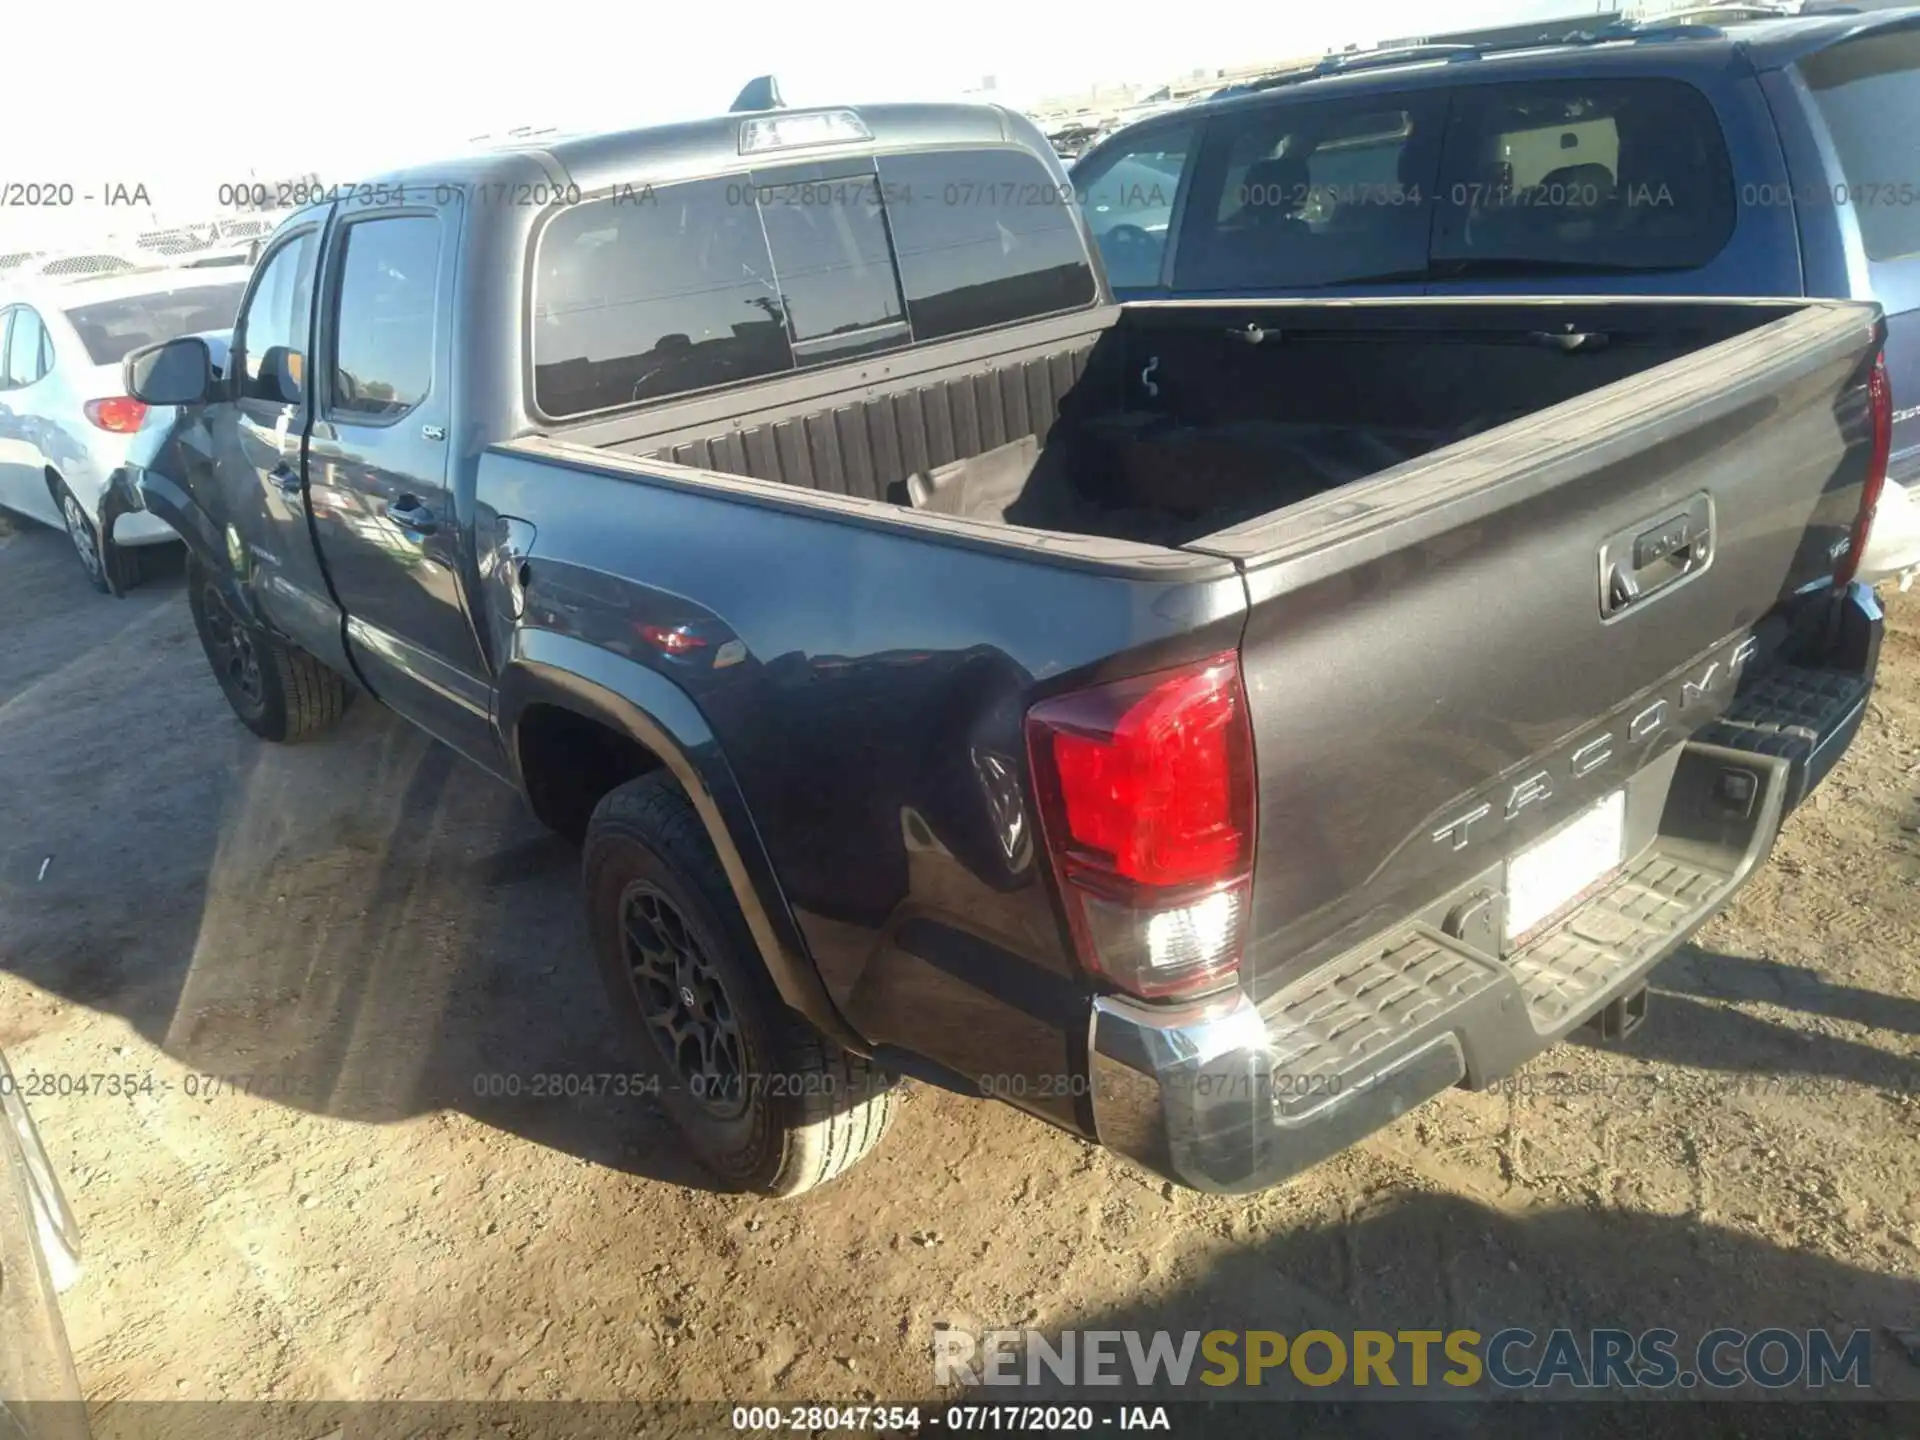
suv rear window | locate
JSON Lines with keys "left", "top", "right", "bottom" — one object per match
{"left": 534, "top": 148, "right": 1097, "bottom": 418}
{"left": 1175, "top": 98, "right": 1443, "bottom": 291}
{"left": 1432, "top": 78, "right": 1736, "bottom": 274}
{"left": 1800, "top": 28, "right": 1920, "bottom": 263}
{"left": 64, "top": 282, "right": 249, "bottom": 367}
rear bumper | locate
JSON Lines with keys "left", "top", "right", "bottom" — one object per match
{"left": 1088, "top": 582, "right": 1882, "bottom": 1195}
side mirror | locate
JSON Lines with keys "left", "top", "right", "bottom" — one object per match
{"left": 125, "top": 336, "right": 213, "bottom": 406}
{"left": 258, "top": 345, "right": 304, "bottom": 404}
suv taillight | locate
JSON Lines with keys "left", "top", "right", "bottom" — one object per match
{"left": 1834, "top": 351, "right": 1892, "bottom": 589}
{"left": 1025, "top": 652, "right": 1255, "bottom": 1001}
{"left": 83, "top": 397, "right": 147, "bottom": 433}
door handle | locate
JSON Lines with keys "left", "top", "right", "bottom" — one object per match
{"left": 386, "top": 495, "right": 438, "bottom": 535}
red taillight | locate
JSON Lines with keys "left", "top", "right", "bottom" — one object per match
{"left": 638, "top": 624, "right": 708, "bottom": 655}
{"left": 83, "top": 397, "right": 148, "bottom": 434}
{"left": 1026, "top": 653, "right": 1255, "bottom": 1000}
{"left": 1835, "top": 351, "right": 1892, "bottom": 589}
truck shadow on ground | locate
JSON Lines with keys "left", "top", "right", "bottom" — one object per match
{"left": 0, "top": 528, "right": 729, "bottom": 1192}
{"left": 1566, "top": 943, "right": 1920, "bottom": 1097}
{"left": 941, "top": 1190, "right": 1920, "bottom": 1436}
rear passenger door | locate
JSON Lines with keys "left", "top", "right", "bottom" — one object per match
{"left": 1171, "top": 91, "right": 1448, "bottom": 297}
{"left": 305, "top": 201, "right": 496, "bottom": 768}
{"left": 1788, "top": 25, "right": 1920, "bottom": 484}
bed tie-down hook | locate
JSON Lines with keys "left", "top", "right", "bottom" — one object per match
{"left": 1140, "top": 355, "right": 1160, "bottom": 399}
{"left": 1529, "top": 323, "right": 1609, "bottom": 354}
{"left": 1228, "top": 320, "right": 1279, "bottom": 346}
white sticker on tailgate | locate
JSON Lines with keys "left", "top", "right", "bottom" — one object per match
{"left": 1504, "top": 790, "right": 1627, "bottom": 943}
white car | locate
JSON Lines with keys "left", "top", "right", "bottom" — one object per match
{"left": 1860, "top": 477, "right": 1920, "bottom": 590}
{"left": 0, "top": 269, "right": 249, "bottom": 590}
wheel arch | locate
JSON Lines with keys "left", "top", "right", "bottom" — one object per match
{"left": 496, "top": 634, "right": 864, "bottom": 1052}
{"left": 114, "top": 464, "right": 255, "bottom": 616}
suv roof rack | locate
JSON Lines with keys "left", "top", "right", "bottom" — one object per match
{"left": 1310, "top": 43, "right": 1479, "bottom": 77}
{"left": 1206, "top": 19, "right": 1738, "bottom": 100}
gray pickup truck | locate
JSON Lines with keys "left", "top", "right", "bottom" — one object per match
{"left": 109, "top": 99, "right": 1889, "bottom": 1196}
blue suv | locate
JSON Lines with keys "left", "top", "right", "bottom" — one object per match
{"left": 1071, "top": 12, "right": 1920, "bottom": 570}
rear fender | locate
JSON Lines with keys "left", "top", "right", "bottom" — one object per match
{"left": 495, "top": 631, "right": 865, "bottom": 1053}
{"left": 99, "top": 466, "right": 253, "bottom": 620}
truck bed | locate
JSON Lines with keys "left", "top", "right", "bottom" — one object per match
{"left": 541, "top": 298, "right": 1813, "bottom": 553}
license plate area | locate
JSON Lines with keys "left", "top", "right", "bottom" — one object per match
{"left": 1503, "top": 790, "right": 1627, "bottom": 945}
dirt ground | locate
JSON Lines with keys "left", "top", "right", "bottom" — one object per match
{"left": 1, "top": 520, "right": 1917, "bottom": 1435}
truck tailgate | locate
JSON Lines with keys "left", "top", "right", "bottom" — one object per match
{"left": 1212, "top": 301, "right": 1883, "bottom": 1013}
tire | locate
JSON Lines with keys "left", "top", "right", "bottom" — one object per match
{"left": 53, "top": 478, "right": 155, "bottom": 593}
{"left": 583, "top": 773, "right": 897, "bottom": 1196}
{"left": 185, "top": 555, "right": 353, "bottom": 742}
{"left": 103, "top": 541, "right": 150, "bottom": 593}
{"left": 54, "top": 482, "right": 110, "bottom": 594}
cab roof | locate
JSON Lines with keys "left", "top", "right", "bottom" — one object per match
{"left": 356, "top": 102, "right": 1051, "bottom": 199}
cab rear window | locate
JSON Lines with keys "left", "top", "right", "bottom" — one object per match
{"left": 533, "top": 148, "right": 1096, "bottom": 419}
{"left": 874, "top": 149, "right": 1098, "bottom": 341}
{"left": 533, "top": 178, "right": 793, "bottom": 418}
{"left": 1800, "top": 29, "right": 1920, "bottom": 264}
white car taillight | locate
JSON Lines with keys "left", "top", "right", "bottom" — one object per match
{"left": 82, "top": 397, "right": 148, "bottom": 434}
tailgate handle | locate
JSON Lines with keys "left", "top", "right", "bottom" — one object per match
{"left": 1598, "top": 493, "right": 1714, "bottom": 620}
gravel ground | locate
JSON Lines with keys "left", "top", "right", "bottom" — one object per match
{"left": 1, "top": 521, "right": 1917, "bottom": 1437}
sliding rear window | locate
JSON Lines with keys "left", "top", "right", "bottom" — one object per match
{"left": 1800, "top": 28, "right": 1920, "bottom": 263}
{"left": 755, "top": 175, "right": 910, "bottom": 364}
{"left": 875, "top": 149, "right": 1097, "bottom": 341}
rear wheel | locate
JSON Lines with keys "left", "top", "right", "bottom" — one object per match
{"left": 583, "top": 773, "right": 898, "bottom": 1196}
{"left": 57, "top": 486, "right": 109, "bottom": 593}
{"left": 185, "top": 556, "right": 352, "bottom": 742}
{"left": 54, "top": 480, "right": 147, "bottom": 593}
